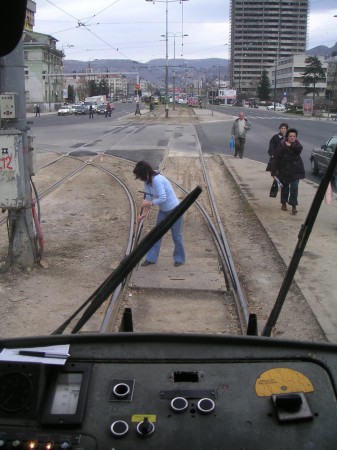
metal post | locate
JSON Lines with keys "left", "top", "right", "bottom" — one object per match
{"left": 165, "top": 0, "right": 169, "bottom": 118}
{"left": 173, "top": 34, "right": 176, "bottom": 111}
{"left": 0, "top": 39, "right": 36, "bottom": 267}
{"left": 273, "top": 59, "right": 277, "bottom": 111}
{"left": 146, "top": 0, "right": 189, "bottom": 118}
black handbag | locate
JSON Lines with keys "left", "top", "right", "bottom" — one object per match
{"left": 269, "top": 179, "right": 278, "bottom": 198}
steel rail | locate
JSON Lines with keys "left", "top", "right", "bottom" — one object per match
{"left": 165, "top": 108, "right": 250, "bottom": 331}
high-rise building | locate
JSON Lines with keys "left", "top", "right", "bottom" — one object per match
{"left": 230, "top": 0, "right": 308, "bottom": 95}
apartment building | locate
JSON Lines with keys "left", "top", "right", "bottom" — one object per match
{"left": 230, "top": 0, "right": 308, "bottom": 94}
{"left": 64, "top": 71, "right": 129, "bottom": 102}
{"left": 23, "top": 31, "right": 64, "bottom": 112}
{"left": 266, "top": 54, "right": 327, "bottom": 104}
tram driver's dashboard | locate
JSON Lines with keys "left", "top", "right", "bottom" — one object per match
{"left": 1, "top": 333, "right": 337, "bottom": 449}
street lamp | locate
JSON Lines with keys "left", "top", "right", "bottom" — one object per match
{"left": 162, "top": 32, "right": 188, "bottom": 110}
{"left": 146, "top": 0, "right": 189, "bottom": 118}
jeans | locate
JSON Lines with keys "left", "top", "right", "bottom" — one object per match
{"left": 146, "top": 209, "right": 185, "bottom": 264}
{"left": 280, "top": 179, "right": 299, "bottom": 206}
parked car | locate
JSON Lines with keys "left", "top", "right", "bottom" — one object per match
{"left": 73, "top": 104, "right": 87, "bottom": 115}
{"left": 266, "top": 103, "right": 285, "bottom": 111}
{"left": 57, "top": 105, "right": 73, "bottom": 116}
{"left": 310, "top": 135, "right": 337, "bottom": 179}
{"left": 68, "top": 104, "right": 77, "bottom": 114}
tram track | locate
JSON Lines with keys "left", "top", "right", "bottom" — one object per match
{"left": 1, "top": 109, "right": 250, "bottom": 338}
{"left": 100, "top": 110, "right": 250, "bottom": 336}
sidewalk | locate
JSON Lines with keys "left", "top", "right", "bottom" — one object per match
{"left": 222, "top": 155, "right": 337, "bottom": 342}
{"left": 187, "top": 106, "right": 336, "bottom": 341}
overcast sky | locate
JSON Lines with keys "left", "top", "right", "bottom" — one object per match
{"left": 34, "top": 0, "right": 337, "bottom": 62}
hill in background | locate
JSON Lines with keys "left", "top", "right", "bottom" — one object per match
{"left": 63, "top": 43, "right": 337, "bottom": 82}
{"left": 63, "top": 58, "right": 230, "bottom": 83}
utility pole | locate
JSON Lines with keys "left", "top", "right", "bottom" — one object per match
{"left": 0, "top": 39, "right": 36, "bottom": 267}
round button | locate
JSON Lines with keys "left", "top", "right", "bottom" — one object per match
{"left": 170, "top": 397, "right": 189, "bottom": 413}
{"left": 59, "top": 442, "right": 71, "bottom": 450}
{"left": 113, "top": 383, "right": 130, "bottom": 398}
{"left": 197, "top": 398, "right": 216, "bottom": 414}
{"left": 111, "top": 420, "right": 129, "bottom": 438}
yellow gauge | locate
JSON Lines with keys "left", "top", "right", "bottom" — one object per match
{"left": 255, "top": 368, "right": 314, "bottom": 397}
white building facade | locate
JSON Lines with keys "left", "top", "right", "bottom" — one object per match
{"left": 23, "top": 31, "right": 64, "bottom": 112}
{"left": 267, "top": 54, "right": 328, "bottom": 105}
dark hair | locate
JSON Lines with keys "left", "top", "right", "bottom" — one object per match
{"left": 133, "top": 160, "right": 157, "bottom": 185}
{"left": 279, "top": 122, "right": 288, "bottom": 130}
{"left": 286, "top": 128, "right": 298, "bottom": 138}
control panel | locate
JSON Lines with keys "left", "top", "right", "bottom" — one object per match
{"left": 0, "top": 333, "right": 337, "bottom": 449}
{"left": 0, "top": 94, "right": 17, "bottom": 120}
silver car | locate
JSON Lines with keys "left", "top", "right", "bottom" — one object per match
{"left": 58, "top": 105, "right": 73, "bottom": 116}
{"left": 310, "top": 135, "right": 337, "bottom": 180}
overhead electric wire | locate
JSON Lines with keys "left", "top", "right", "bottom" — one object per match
{"left": 43, "top": 0, "right": 132, "bottom": 59}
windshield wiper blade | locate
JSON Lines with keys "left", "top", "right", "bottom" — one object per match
{"left": 262, "top": 147, "right": 337, "bottom": 337}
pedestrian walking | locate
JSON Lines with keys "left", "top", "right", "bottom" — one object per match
{"left": 149, "top": 102, "right": 156, "bottom": 116}
{"left": 133, "top": 160, "right": 185, "bottom": 267}
{"left": 270, "top": 128, "right": 305, "bottom": 214}
{"left": 231, "top": 111, "right": 251, "bottom": 158}
{"left": 105, "top": 103, "right": 111, "bottom": 117}
{"left": 135, "top": 102, "right": 141, "bottom": 115}
{"left": 35, "top": 104, "right": 40, "bottom": 117}
{"left": 89, "top": 105, "right": 94, "bottom": 118}
{"left": 266, "top": 122, "right": 288, "bottom": 172}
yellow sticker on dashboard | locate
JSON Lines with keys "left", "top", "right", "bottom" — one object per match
{"left": 255, "top": 368, "right": 314, "bottom": 397}
{"left": 131, "top": 414, "right": 157, "bottom": 423}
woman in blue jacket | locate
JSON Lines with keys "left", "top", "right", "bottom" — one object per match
{"left": 133, "top": 160, "right": 185, "bottom": 267}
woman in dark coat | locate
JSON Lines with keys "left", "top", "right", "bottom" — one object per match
{"left": 271, "top": 128, "right": 305, "bottom": 214}
{"left": 266, "top": 122, "right": 288, "bottom": 172}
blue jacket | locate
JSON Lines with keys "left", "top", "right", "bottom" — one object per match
{"left": 144, "top": 173, "right": 179, "bottom": 211}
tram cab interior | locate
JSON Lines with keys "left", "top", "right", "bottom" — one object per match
{"left": 1, "top": 4, "right": 337, "bottom": 449}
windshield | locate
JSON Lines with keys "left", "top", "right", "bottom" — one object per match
{"left": 1, "top": 2, "right": 337, "bottom": 448}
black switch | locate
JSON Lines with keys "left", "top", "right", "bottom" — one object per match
{"left": 275, "top": 393, "right": 303, "bottom": 411}
{"left": 271, "top": 392, "right": 313, "bottom": 422}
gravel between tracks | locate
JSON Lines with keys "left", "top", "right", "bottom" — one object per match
{"left": 0, "top": 143, "right": 325, "bottom": 341}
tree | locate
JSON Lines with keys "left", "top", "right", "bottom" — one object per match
{"left": 301, "top": 56, "right": 326, "bottom": 106}
{"left": 257, "top": 70, "right": 271, "bottom": 101}
{"left": 97, "top": 78, "right": 109, "bottom": 96}
{"left": 87, "top": 80, "right": 97, "bottom": 96}
{"left": 67, "top": 85, "right": 75, "bottom": 103}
